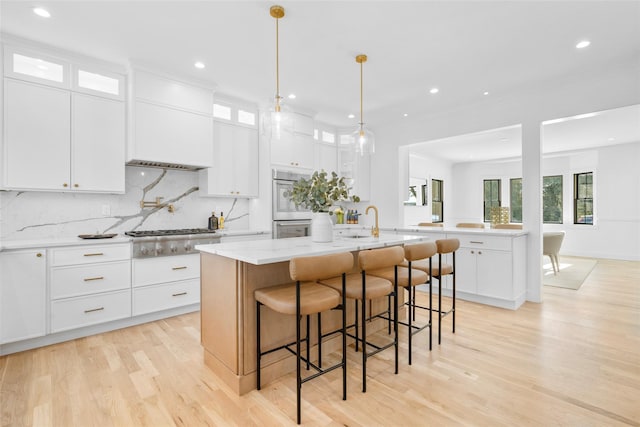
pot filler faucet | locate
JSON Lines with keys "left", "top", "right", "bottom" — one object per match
{"left": 366, "top": 205, "right": 380, "bottom": 237}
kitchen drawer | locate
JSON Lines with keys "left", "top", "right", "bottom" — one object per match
{"left": 51, "top": 243, "right": 131, "bottom": 266}
{"left": 132, "top": 254, "right": 199, "bottom": 287}
{"left": 51, "top": 260, "right": 131, "bottom": 299}
{"left": 455, "top": 235, "right": 512, "bottom": 251}
{"left": 132, "top": 279, "right": 199, "bottom": 316}
{"left": 51, "top": 289, "right": 131, "bottom": 333}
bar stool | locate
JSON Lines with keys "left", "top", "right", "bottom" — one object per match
{"left": 364, "top": 245, "right": 430, "bottom": 365}
{"left": 255, "top": 252, "right": 352, "bottom": 424}
{"left": 318, "top": 246, "right": 402, "bottom": 392}
{"left": 429, "top": 238, "right": 459, "bottom": 344}
{"left": 400, "top": 242, "right": 438, "bottom": 361}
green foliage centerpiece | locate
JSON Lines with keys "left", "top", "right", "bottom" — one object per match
{"left": 286, "top": 170, "right": 360, "bottom": 242}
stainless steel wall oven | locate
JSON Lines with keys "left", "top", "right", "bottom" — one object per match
{"left": 272, "top": 169, "right": 312, "bottom": 238}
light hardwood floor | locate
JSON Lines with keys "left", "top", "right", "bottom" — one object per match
{"left": 2, "top": 258, "right": 639, "bottom": 426}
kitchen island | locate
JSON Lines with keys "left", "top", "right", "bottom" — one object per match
{"left": 196, "top": 233, "right": 429, "bottom": 395}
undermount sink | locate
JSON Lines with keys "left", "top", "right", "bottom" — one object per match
{"left": 342, "top": 234, "right": 374, "bottom": 239}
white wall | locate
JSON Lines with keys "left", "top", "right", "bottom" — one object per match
{"left": 370, "top": 59, "right": 640, "bottom": 303}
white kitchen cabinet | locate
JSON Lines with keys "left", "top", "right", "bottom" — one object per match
{"left": 293, "top": 112, "right": 314, "bottom": 136}
{"left": 199, "top": 121, "right": 259, "bottom": 197}
{"left": 49, "top": 243, "right": 131, "bottom": 333}
{"left": 3, "top": 78, "right": 126, "bottom": 193}
{"left": 3, "top": 79, "right": 70, "bottom": 190}
{"left": 339, "top": 146, "right": 371, "bottom": 201}
{"left": 271, "top": 130, "right": 315, "bottom": 170}
{"left": 128, "top": 69, "right": 214, "bottom": 169}
{"left": 72, "top": 93, "right": 125, "bottom": 192}
{"left": 452, "top": 233, "right": 527, "bottom": 309}
{"left": 131, "top": 253, "right": 200, "bottom": 316}
{"left": 0, "top": 249, "right": 47, "bottom": 344}
{"left": 314, "top": 142, "right": 337, "bottom": 174}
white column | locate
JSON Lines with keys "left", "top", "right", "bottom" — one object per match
{"left": 522, "top": 120, "right": 543, "bottom": 302}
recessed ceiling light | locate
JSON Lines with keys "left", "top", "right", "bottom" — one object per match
{"left": 33, "top": 7, "right": 51, "bottom": 18}
{"left": 429, "top": 88, "right": 439, "bottom": 94}
{"left": 483, "top": 91, "right": 490, "bottom": 96}
{"left": 194, "top": 62, "right": 205, "bottom": 69}
{"left": 576, "top": 40, "right": 591, "bottom": 49}
{"left": 348, "top": 114, "right": 355, "bottom": 119}
{"left": 288, "top": 94, "right": 296, "bottom": 99}
{"left": 403, "top": 113, "right": 408, "bottom": 117}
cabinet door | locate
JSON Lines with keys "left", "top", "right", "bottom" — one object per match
{"left": 454, "top": 248, "right": 477, "bottom": 293}
{"left": 315, "top": 142, "right": 337, "bottom": 174}
{"left": 133, "top": 101, "right": 213, "bottom": 168}
{"left": 0, "top": 250, "right": 47, "bottom": 344}
{"left": 476, "top": 249, "right": 513, "bottom": 299}
{"left": 270, "top": 131, "right": 314, "bottom": 170}
{"left": 232, "top": 126, "right": 259, "bottom": 197}
{"left": 4, "top": 79, "right": 70, "bottom": 190}
{"left": 72, "top": 93, "right": 125, "bottom": 193}
{"left": 201, "top": 122, "right": 259, "bottom": 197}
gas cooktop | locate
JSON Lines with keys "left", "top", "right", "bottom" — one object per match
{"left": 125, "top": 228, "right": 215, "bottom": 237}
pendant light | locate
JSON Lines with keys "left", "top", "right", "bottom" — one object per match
{"left": 352, "top": 54, "right": 375, "bottom": 155}
{"left": 268, "top": 5, "right": 292, "bottom": 140}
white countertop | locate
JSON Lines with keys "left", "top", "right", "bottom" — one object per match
{"left": 196, "top": 232, "right": 429, "bottom": 265}
{"left": 0, "top": 229, "right": 270, "bottom": 251}
{"left": 383, "top": 226, "right": 528, "bottom": 237}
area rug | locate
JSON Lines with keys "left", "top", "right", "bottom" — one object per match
{"left": 543, "top": 256, "right": 598, "bottom": 290}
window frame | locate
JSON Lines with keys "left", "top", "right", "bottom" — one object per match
{"left": 483, "top": 179, "right": 501, "bottom": 222}
{"left": 431, "top": 179, "right": 444, "bottom": 223}
{"left": 509, "top": 178, "right": 522, "bottom": 223}
{"left": 573, "top": 171, "right": 594, "bottom": 225}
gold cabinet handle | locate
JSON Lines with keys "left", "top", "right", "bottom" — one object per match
{"left": 172, "top": 292, "right": 187, "bottom": 297}
{"left": 84, "top": 307, "right": 104, "bottom": 313}
{"left": 84, "top": 276, "right": 104, "bottom": 282}
{"left": 36, "top": 252, "right": 43, "bottom": 257}
{"left": 470, "top": 241, "right": 484, "bottom": 244}
{"left": 172, "top": 266, "right": 187, "bottom": 270}
{"left": 63, "top": 183, "right": 68, "bottom": 187}
{"left": 74, "top": 183, "right": 79, "bottom": 188}
{"left": 83, "top": 253, "right": 104, "bottom": 257}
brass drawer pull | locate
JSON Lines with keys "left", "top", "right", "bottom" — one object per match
{"left": 83, "top": 253, "right": 104, "bottom": 257}
{"left": 172, "top": 266, "right": 187, "bottom": 270}
{"left": 84, "top": 276, "right": 104, "bottom": 282}
{"left": 172, "top": 292, "right": 187, "bottom": 297}
{"left": 84, "top": 307, "right": 104, "bottom": 313}
{"left": 469, "top": 241, "right": 484, "bottom": 244}
{"left": 36, "top": 253, "right": 43, "bottom": 257}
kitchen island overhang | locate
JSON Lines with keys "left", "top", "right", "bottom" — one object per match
{"left": 196, "top": 233, "right": 430, "bottom": 395}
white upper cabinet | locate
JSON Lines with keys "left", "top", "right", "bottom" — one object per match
{"left": 72, "top": 93, "right": 125, "bottom": 192}
{"left": 4, "top": 79, "right": 71, "bottom": 190}
{"left": 314, "top": 124, "right": 337, "bottom": 174}
{"left": 2, "top": 44, "right": 126, "bottom": 193}
{"left": 128, "top": 70, "right": 214, "bottom": 169}
{"left": 200, "top": 98, "right": 259, "bottom": 198}
{"left": 270, "top": 112, "right": 315, "bottom": 170}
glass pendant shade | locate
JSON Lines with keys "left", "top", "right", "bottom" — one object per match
{"left": 269, "top": 108, "right": 293, "bottom": 140}
{"left": 351, "top": 124, "right": 375, "bottom": 155}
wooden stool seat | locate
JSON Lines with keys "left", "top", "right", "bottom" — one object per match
{"left": 367, "top": 266, "right": 428, "bottom": 287}
{"left": 402, "top": 259, "right": 453, "bottom": 276}
{"left": 255, "top": 282, "right": 340, "bottom": 316}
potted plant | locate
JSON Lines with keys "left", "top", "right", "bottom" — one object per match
{"left": 286, "top": 170, "right": 360, "bottom": 242}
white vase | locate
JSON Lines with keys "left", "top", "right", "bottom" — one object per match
{"left": 311, "top": 212, "right": 334, "bottom": 242}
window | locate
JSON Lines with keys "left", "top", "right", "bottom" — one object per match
{"left": 543, "top": 175, "right": 563, "bottom": 224}
{"left": 213, "top": 103, "right": 231, "bottom": 120}
{"left": 510, "top": 178, "right": 522, "bottom": 223}
{"left": 431, "top": 179, "right": 443, "bottom": 223}
{"left": 77, "top": 69, "right": 120, "bottom": 95}
{"left": 237, "top": 109, "right": 255, "bottom": 126}
{"left": 483, "top": 179, "right": 501, "bottom": 222}
{"left": 574, "top": 172, "right": 593, "bottom": 224}
{"left": 13, "top": 53, "right": 64, "bottom": 83}
{"left": 321, "top": 131, "right": 335, "bottom": 144}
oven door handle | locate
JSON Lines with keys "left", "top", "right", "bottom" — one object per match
{"left": 276, "top": 221, "right": 311, "bottom": 227}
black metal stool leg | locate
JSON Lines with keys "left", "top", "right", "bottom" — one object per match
{"left": 318, "top": 312, "right": 322, "bottom": 368}
{"left": 256, "top": 301, "right": 261, "bottom": 390}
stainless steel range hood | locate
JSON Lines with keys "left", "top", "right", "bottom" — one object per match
{"left": 126, "top": 159, "right": 205, "bottom": 171}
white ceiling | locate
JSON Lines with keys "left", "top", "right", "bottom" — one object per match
{"left": 409, "top": 103, "right": 640, "bottom": 163}
{"left": 1, "top": 0, "right": 639, "bottom": 131}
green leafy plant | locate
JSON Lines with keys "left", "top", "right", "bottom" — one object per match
{"left": 285, "top": 170, "right": 360, "bottom": 214}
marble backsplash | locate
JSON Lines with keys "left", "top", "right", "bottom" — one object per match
{"left": 0, "top": 166, "right": 250, "bottom": 241}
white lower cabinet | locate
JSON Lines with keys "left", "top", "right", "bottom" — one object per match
{"left": 133, "top": 279, "right": 199, "bottom": 316}
{"left": 132, "top": 253, "right": 200, "bottom": 316}
{"left": 51, "top": 290, "right": 131, "bottom": 333}
{"left": 49, "top": 243, "right": 131, "bottom": 333}
{"left": 0, "top": 249, "right": 47, "bottom": 344}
